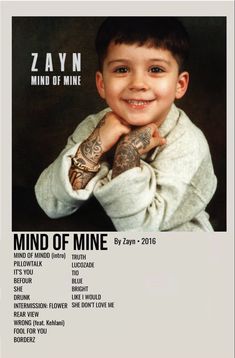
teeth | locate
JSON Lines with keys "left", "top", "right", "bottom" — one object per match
{"left": 127, "top": 100, "right": 150, "bottom": 105}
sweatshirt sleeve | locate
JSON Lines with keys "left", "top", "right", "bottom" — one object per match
{"left": 34, "top": 109, "right": 110, "bottom": 219}
{"left": 94, "top": 115, "right": 217, "bottom": 232}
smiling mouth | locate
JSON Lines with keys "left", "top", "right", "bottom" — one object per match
{"left": 123, "top": 99, "right": 155, "bottom": 109}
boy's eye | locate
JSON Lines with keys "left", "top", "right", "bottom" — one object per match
{"left": 113, "top": 66, "right": 129, "bottom": 73}
{"left": 149, "top": 66, "right": 164, "bottom": 73}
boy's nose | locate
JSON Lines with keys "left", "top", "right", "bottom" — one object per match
{"left": 128, "top": 73, "right": 149, "bottom": 91}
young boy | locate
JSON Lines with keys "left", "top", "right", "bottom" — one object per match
{"left": 35, "top": 17, "right": 217, "bottom": 231}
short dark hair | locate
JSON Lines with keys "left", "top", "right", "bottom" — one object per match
{"left": 95, "top": 17, "right": 190, "bottom": 73}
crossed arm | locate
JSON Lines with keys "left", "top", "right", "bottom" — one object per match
{"left": 69, "top": 112, "right": 165, "bottom": 190}
{"left": 69, "top": 120, "right": 104, "bottom": 190}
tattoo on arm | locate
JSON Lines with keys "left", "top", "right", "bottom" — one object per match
{"left": 112, "top": 127, "right": 151, "bottom": 178}
{"left": 80, "top": 128, "right": 103, "bottom": 165}
{"left": 112, "top": 141, "right": 140, "bottom": 178}
{"left": 69, "top": 119, "right": 105, "bottom": 190}
{"left": 69, "top": 163, "right": 94, "bottom": 190}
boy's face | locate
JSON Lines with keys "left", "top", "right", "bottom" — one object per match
{"left": 96, "top": 42, "right": 189, "bottom": 127}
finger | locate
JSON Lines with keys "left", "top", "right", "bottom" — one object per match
{"left": 152, "top": 135, "right": 166, "bottom": 147}
{"left": 121, "top": 126, "right": 131, "bottom": 135}
{"left": 108, "top": 111, "right": 129, "bottom": 126}
{"left": 119, "top": 118, "right": 131, "bottom": 127}
{"left": 147, "top": 123, "right": 158, "bottom": 136}
{"left": 158, "top": 137, "right": 167, "bottom": 146}
{"left": 151, "top": 125, "right": 161, "bottom": 138}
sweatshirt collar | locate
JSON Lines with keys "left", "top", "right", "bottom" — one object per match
{"left": 146, "top": 103, "right": 180, "bottom": 161}
{"left": 158, "top": 103, "right": 180, "bottom": 138}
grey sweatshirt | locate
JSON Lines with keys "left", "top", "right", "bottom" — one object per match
{"left": 35, "top": 104, "right": 217, "bottom": 231}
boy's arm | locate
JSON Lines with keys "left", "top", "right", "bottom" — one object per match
{"left": 69, "top": 112, "right": 130, "bottom": 190}
{"left": 68, "top": 121, "right": 104, "bottom": 190}
{"left": 34, "top": 111, "right": 106, "bottom": 219}
{"left": 112, "top": 124, "right": 166, "bottom": 178}
{"left": 94, "top": 143, "right": 216, "bottom": 232}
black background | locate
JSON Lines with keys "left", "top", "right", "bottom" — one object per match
{"left": 12, "top": 17, "right": 226, "bottom": 231}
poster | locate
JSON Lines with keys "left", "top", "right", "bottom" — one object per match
{"left": 0, "top": 1, "right": 234, "bottom": 357}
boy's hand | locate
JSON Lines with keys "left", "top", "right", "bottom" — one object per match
{"left": 69, "top": 111, "right": 130, "bottom": 190}
{"left": 122, "top": 123, "right": 166, "bottom": 156}
{"left": 112, "top": 123, "right": 166, "bottom": 179}
{"left": 97, "top": 111, "right": 131, "bottom": 153}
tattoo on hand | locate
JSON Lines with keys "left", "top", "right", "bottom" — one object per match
{"left": 112, "top": 126, "right": 152, "bottom": 178}
{"left": 127, "top": 127, "right": 151, "bottom": 152}
{"left": 112, "top": 141, "right": 140, "bottom": 178}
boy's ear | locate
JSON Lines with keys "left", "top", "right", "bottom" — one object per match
{"left": 175, "top": 71, "right": 189, "bottom": 99}
{"left": 96, "top": 71, "right": 106, "bottom": 99}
